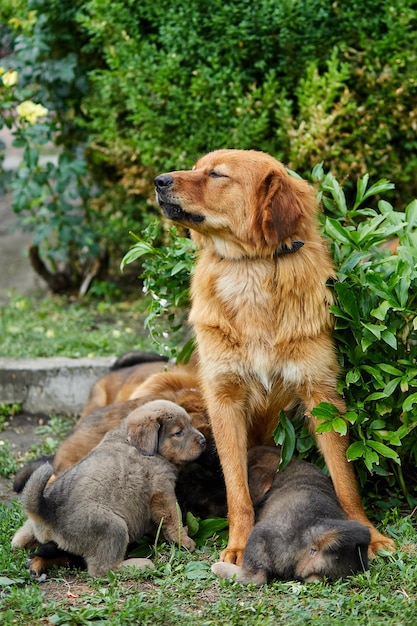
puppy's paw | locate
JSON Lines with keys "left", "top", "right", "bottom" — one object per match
{"left": 181, "top": 535, "right": 196, "bottom": 552}
{"left": 211, "top": 561, "right": 241, "bottom": 579}
{"left": 220, "top": 546, "right": 244, "bottom": 565}
{"left": 28, "top": 555, "right": 52, "bottom": 577}
{"left": 368, "top": 531, "right": 396, "bottom": 558}
{"left": 119, "top": 558, "right": 155, "bottom": 572}
{"left": 11, "top": 520, "right": 36, "bottom": 549}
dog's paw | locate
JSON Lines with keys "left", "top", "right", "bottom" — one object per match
{"left": 119, "top": 558, "right": 155, "bottom": 572}
{"left": 368, "top": 531, "right": 396, "bottom": 558}
{"left": 211, "top": 561, "right": 241, "bottom": 579}
{"left": 27, "top": 556, "right": 48, "bottom": 577}
{"left": 181, "top": 535, "right": 196, "bottom": 552}
{"left": 220, "top": 546, "right": 244, "bottom": 565}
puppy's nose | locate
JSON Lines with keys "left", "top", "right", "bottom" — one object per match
{"left": 198, "top": 435, "right": 206, "bottom": 449}
{"left": 155, "top": 174, "right": 173, "bottom": 189}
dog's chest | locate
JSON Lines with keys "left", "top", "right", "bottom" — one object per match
{"left": 215, "top": 263, "right": 272, "bottom": 312}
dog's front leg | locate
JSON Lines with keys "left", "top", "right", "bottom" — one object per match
{"left": 150, "top": 491, "right": 196, "bottom": 551}
{"left": 204, "top": 393, "right": 254, "bottom": 565}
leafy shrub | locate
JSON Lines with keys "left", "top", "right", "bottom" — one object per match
{"left": 123, "top": 168, "right": 417, "bottom": 503}
{"left": 1, "top": 0, "right": 417, "bottom": 294}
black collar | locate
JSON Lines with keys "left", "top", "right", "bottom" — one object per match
{"left": 275, "top": 240, "right": 304, "bottom": 257}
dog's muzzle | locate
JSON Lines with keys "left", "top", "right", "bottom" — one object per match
{"left": 154, "top": 174, "right": 205, "bottom": 224}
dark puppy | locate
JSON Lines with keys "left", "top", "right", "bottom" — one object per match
{"left": 12, "top": 400, "right": 206, "bottom": 577}
{"left": 212, "top": 447, "right": 370, "bottom": 584}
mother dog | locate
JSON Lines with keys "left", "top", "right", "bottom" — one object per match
{"left": 155, "top": 149, "right": 394, "bottom": 564}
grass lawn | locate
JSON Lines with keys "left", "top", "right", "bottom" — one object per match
{"left": 0, "top": 293, "right": 157, "bottom": 359}
{"left": 0, "top": 293, "right": 416, "bottom": 625}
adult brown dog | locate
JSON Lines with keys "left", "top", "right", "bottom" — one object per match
{"left": 155, "top": 148, "right": 394, "bottom": 564}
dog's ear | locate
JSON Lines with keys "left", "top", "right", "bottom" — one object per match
{"left": 127, "top": 415, "right": 160, "bottom": 455}
{"left": 258, "top": 171, "right": 314, "bottom": 245}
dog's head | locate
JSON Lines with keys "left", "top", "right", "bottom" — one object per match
{"left": 155, "top": 149, "right": 316, "bottom": 258}
{"left": 125, "top": 400, "right": 206, "bottom": 466}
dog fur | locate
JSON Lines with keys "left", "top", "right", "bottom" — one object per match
{"left": 80, "top": 351, "right": 170, "bottom": 417}
{"left": 155, "top": 148, "right": 394, "bottom": 563}
{"left": 12, "top": 400, "right": 205, "bottom": 577}
{"left": 212, "top": 446, "right": 370, "bottom": 584}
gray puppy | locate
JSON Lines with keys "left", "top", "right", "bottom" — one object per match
{"left": 212, "top": 447, "right": 371, "bottom": 584}
{"left": 13, "top": 400, "right": 206, "bottom": 577}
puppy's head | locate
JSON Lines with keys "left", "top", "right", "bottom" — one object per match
{"left": 294, "top": 520, "right": 371, "bottom": 582}
{"left": 125, "top": 400, "right": 206, "bottom": 466}
{"left": 154, "top": 149, "right": 316, "bottom": 258}
{"left": 247, "top": 446, "right": 282, "bottom": 507}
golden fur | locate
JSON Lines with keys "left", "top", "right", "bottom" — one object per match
{"left": 155, "top": 148, "right": 394, "bottom": 564}
{"left": 53, "top": 366, "right": 209, "bottom": 475}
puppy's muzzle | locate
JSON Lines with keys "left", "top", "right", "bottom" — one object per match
{"left": 154, "top": 174, "right": 205, "bottom": 224}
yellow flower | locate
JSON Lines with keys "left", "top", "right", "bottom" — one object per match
{"left": 1, "top": 70, "right": 18, "bottom": 87}
{"left": 16, "top": 100, "right": 48, "bottom": 124}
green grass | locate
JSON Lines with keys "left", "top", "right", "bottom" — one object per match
{"left": 0, "top": 293, "right": 157, "bottom": 358}
{"left": 1, "top": 500, "right": 416, "bottom": 626}
{"left": 1, "top": 294, "right": 416, "bottom": 624}
{"left": 1, "top": 415, "right": 416, "bottom": 626}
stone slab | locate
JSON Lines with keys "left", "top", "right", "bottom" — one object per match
{"left": 0, "top": 356, "right": 115, "bottom": 416}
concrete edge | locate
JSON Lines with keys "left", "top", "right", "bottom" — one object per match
{"left": 0, "top": 357, "right": 116, "bottom": 416}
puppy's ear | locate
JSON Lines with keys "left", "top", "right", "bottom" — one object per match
{"left": 127, "top": 416, "right": 160, "bottom": 456}
{"left": 258, "top": 172, "right": 314, "bottom": 245}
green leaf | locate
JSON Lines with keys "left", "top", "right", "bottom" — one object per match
{"left": 120, "top": 241, "right": 158, "bottom": 270}
{"left": 405, "top": 199, "right": 417, "bottom": 233}
{"left": 367, "top": 440, "right": 400, "bottom": 463}
{"left": 183, "top": 561, "right": 212, "bottom": 580}
{"left": 383, "top": 377, "right": 401, "bottom": 396}
{"left": 185, "top": 511, "right": 200, "bottom": 537}
{"left": 371, "top": 300, "right": 390, "bottom": 321}
{"left": 0, "top": 576, "right": 25, "bottom": 586}
{"left": 381, "top": 330, "right": 397, "bottom": 350}
{"left": 274, "top": 413, "right": 296, "bottom": 469}
{"left": 365, "top": 391, "right": 389, "bottom": 401}
{"left": 378, "top": 363, "right": 403, "bottom": 376}
{"left": 347, "top": 441, "right": 366, "bottom": 461}
{"left": 324, "top": 217, "right": 354, "bottom": 245}
{"left": 403, "top": 393, "right": 417, "bottom": 412}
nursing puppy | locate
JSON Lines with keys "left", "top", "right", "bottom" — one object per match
{"left": 212, "top": 447, "right": 371, "bottom": 584}
{"left": 13, "top": 400, "right": 205, "bottom": 577}
{"left": 155, "top": 148, "right": 393, "bottom": 563}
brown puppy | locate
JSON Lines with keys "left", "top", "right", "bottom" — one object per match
{"left": 53, "top": 366, "right": 210, "bottom": 475}
{"left": 212, "top": 446, "right": 371, "bottom": 584}
{"left": 81, "top": 351, "right": 170, "bottom": 417}
{"left": 12, "top": 400, "right": 206, "bottom": 577}
{"left": 155, "top": 148, "right": 394, "bottom": 564}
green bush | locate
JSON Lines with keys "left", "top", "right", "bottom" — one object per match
{"left": 1, "top": 0, "right": 417, "bottom": 293}
{"left": 123, "top": 168, "right": 417, "bottom": 504}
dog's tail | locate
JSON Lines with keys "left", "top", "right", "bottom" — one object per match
{"left": 21, "top": 462, "right": 55, "bottom": 523}
{"left": 211, "top": 561, "right": 267, "bottom": 585}
{"left": 13, "top": 455, "right": 55, "bottom": 493}
{"left": 110, "top": 351, "right": 169, "bottom": 371}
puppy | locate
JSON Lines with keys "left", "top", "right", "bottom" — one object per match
{"left": 155, "top": 148, "right": 394, "bottom": 563}
{"left": 212, "top": 447, "right": 371, "bottom": 584}
{"left": 81, "top": 350, "right": 169, "bottom": 417}
{"left": 12, "top": 400, "right": 206, "bottom": 577}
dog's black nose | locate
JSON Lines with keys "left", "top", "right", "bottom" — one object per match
{"left": 155, "top": 174, "right": 173, "bottom": 189}
{"left": 198, "top": 436, "right": 206, "bottom": 449}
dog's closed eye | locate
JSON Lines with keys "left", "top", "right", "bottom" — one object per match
{"left": 208, "top": 170, "right": 228, "bottom": 179}
{"left": 173, "top": 429, "right": 184, "bottom": 437}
